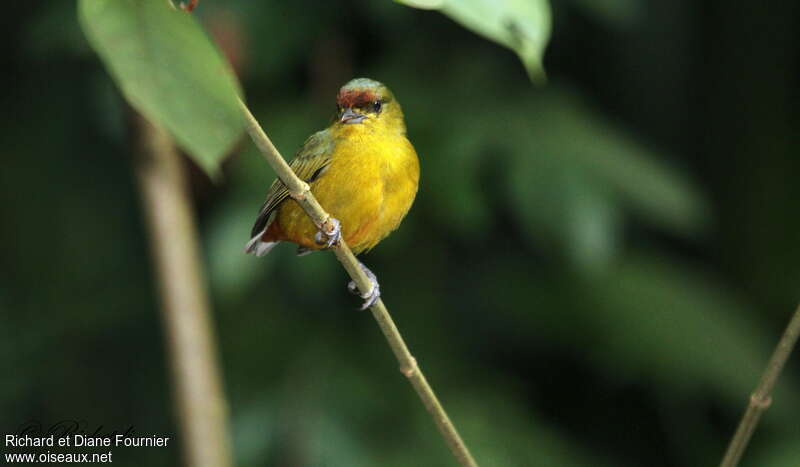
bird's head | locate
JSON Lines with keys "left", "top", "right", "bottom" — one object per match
{"left": 334, "top": 78, "right": 404, "bottom": 134}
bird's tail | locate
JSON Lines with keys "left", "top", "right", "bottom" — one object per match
{"left": 244, "top": 231, "right": 278, "bottom": 257}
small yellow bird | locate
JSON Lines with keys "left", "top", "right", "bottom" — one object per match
{"left": 246, "top": 78, "right": 420, "bottom": 308}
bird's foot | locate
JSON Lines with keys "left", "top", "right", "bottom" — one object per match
{"left": 314, "top": 217, "right": 341, "bottom": 249}
{"left": 348, "top": 262, "right": 380, "bottom": 310}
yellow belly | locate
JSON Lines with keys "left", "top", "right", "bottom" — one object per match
{"left": 277, "top": 134, "right": 419, "bottom": 254}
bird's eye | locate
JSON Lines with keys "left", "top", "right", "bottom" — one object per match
{"left": 371, "top": 100, "right": 382, "bottom": 113}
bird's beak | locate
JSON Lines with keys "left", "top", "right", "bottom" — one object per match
{"left": 340, "top": 107, "right": 367, "bottom": 124}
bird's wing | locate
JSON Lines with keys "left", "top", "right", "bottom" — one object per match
{"left": 250, "top": 129, "right": 335, "bottom": 237}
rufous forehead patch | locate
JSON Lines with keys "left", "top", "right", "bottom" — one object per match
{"left": 336, "top": 89, "right": 378, "bottom": 108}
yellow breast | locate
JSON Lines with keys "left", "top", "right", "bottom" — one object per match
{"left": 277, "top": 129, "right": 419, "bottom": 254}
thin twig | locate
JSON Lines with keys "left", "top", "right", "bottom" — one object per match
{"left": 720, "top": 303, "right": 800, "bottom": 467}
{"left": 133, "top": 114, "right": 233, "bottom": 467}
{"left": 238, "top": 99, "right": 478, "bottom": 467}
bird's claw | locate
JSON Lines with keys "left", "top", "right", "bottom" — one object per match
{"left": 348, "top": 262, "right": 380, "bottom": 310}
{"left": 315, "top": 217, "right": 341, "bottom": 248}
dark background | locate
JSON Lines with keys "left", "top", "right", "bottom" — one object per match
{"left": 2, "top": 1, "right": 799, "bottom": 466}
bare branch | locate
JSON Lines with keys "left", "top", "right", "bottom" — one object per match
{"left": 239, "top": 99, "right": 478, "bottom": 467}
{"left": 720, "top": 303, "right": 800, "bottom": 467}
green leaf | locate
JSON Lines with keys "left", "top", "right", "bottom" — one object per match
{"left": 79, "top": 0, "right": 243, "bottom": 176}
{"left": 514, "top": 89, "right": 709, "bottom": 236}
{"left": 509, "top": 153, "right": 621, "bottom": 271}
{"left": 396, "top": 0, "right": 551, "bottom": 81}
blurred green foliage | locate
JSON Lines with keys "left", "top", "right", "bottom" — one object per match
{"left": 2, "top": 0, "right": 800, "bottom": 466}
{"left": 79, "top": 0, "right": 244, "bottom": 175}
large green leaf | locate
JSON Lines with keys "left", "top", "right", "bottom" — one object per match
{"left": 79, "top": 0, "right": 243, "bottom": 175}
{"left": 396, "top": 0, "right": 551, "bottom": 81}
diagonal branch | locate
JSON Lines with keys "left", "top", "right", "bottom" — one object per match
{"left": 720, "top": 303, "right": 800, "bottom": 467}
{"left": 238, "top": 99, "right": 478, "bottom": 467}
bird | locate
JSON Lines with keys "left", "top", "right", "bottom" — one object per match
{"left": 245, "top": 78, "right": 420, "bottom": 309}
